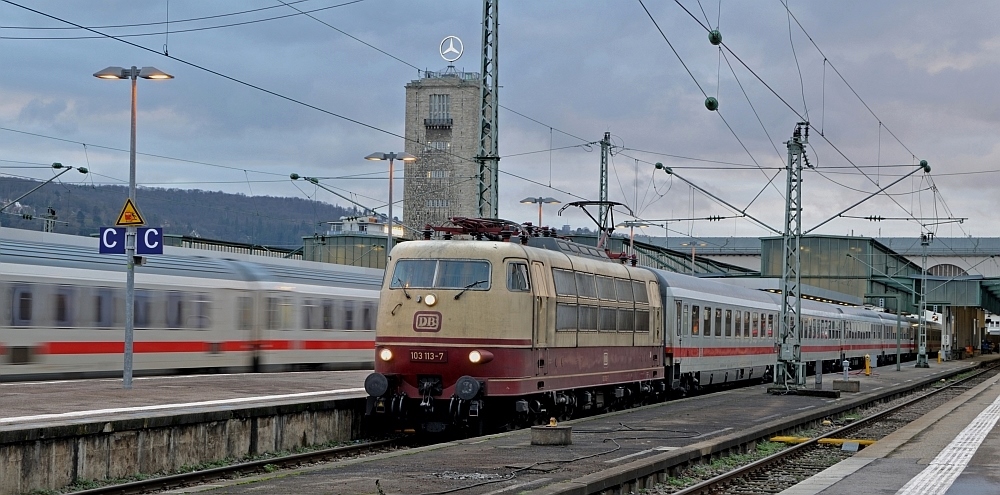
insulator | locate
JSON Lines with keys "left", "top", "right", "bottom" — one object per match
{"left": 708, "top": 29, "right": 722, "bottom": 45}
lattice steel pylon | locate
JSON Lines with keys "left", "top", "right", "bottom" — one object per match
{"left": 476, "top": 0, "right": 500, "bottom": 219}
{"left": 776, "top": 122, "right": 810, "bottom": 388}
{"left": 916, "top": 232, "right": 933, "bottom": 368}
{"left": 598, "top": 132, "right": 611, "bottom": 230}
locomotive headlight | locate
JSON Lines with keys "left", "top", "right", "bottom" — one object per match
{"left": 424, "top": 294, "right": 438, "bottom": 306}
{"left": 378, "top": 348, "right": 393, "bottom": 362}
{"left": 468, "top": 349, "right": 494, "bottom": 364}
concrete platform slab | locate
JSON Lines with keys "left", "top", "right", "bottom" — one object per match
{"left": 0, "top": 371, "right": 369, "bottom": 430}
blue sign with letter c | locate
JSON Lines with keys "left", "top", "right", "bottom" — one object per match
{"left": 137, "top": 228, "right": 163, "bottom": 254}
{"left": 98, "top": 227, "right": 163, "bottom": 254}
{"left": 99, "top": 227, "right": 125, "bottom": 254}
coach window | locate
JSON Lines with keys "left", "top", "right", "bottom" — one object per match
{"left": 725, "top": 309, "right": 733, "bottom": 337}
{"left": 321, "top": 299, "right": 334, "bottom": 329}
{"left": 134, "top": 290, "right": 152, "bottom": 329}
{"left": 238, "top": 296, "right": 254, "bottom": 331}
{"left": 676, "top": 301, "right": 683, "bottom": 336}
{"left": 635, "top": 308, "right": 650, "bottom": 333}
{"left": 579, "top": 305, "right": 598, "bottom": 331}
{"left": 701, "top": 306, "right": 712, "bottom": 337}
{"left": 12, "top": 285, "right": 33, "bottom": 326}
{"left": 752, "top": 312, "right": 759, "bottom": 337}
{"left": 193, "top": 293, "right": 212, "bottom": 329}
{"left": 95, "top": 288, "right": 114, "bottom": 328}
{"left": 703, "top": 306, "right": 712, "bottom": 337}
{"left": 167, "top": 291, "right": 185, "bottom": 329}
{"left": 767, "top": 314, "right": 775, "bottom": 337}
{"left": 556, "top": 303, "right": 578, "bottom": 331}
{"left": 691, "top": 305, "right": 700, "bottom": 335}
{"left": 632, "top": 281, "right": 648, "bottom": 304}
{"left": 265, "top": 296, "right": 278, "bottom": 330}
{"left": 302, "top": 298, "right": 318, "bottom": 329}
{"left": 734, "top": 310, "right": 741, "bottom": 337}
{"left": 618, "top": 307, "right": 635, "bottom": 332}
{"left": 507, "top": 262, "right": 530, "bottom": 291}
{"left": 744, "top": 311, "right": 750, "bottom": 338}
{"left": 683, "top": 303, "right": 691, "bottom": 336}
{"left": 615, "top": 278, "right": 633, "bottom": 303}
{"left": 576, "top": 272, "right": 598, "bottom": 299}
{"left": 54, "top": 286, "right": 75, "bottom": 327}
{"left": 553, "top": 269, "right": 577, "bottom": 296}
{"left": 596, "top": 275, "right": 616, "bottom": 300}
{"left": 343, "top": 300, "right": 355, "bottom": 330}
{"left": 715, "top": 308, "right": 723, "bottom": 337}
{"left": 599, "top": 306, "right": 616, "bottom": 331}
{"left": 362, "top": 302, "right": 376, "bottom": 330}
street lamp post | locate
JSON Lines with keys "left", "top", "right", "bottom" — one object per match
{"left": 520, "top": 196, "right": 560, "bottom": 226}
{"left": 365, "top": 152, "right": 416, "bottom": 264}
{"left": 681, "top": 241, "right": 707, "bottom": 276}
{"left": 616, "top": 220, "right": 652, "bottom": 255}
{"left": 95, "top": 66, "right": 173, "bottom": 390}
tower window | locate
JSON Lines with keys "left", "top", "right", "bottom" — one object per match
{"left": 425, "top": 94, "right": 453, "bottom": 128}
{"left": 429, "top": 94, "right": 450, "bottom": 120}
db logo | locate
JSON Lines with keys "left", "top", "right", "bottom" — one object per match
{"left": 413, "top": 311, "right": 442, "bottom": 332}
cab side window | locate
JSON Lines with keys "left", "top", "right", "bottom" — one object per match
{"left": 507, "top": 262, "right": 530, "bottom": 291}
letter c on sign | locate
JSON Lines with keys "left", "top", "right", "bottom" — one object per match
{"left": 144, "top": 228, "right": 159, "bottom": 249}
{"left": 103, "top": 228, "right": 118, "bottom": 248}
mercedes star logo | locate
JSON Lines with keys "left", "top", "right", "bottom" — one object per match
{"left": 439, "top": 35, "right": 464, "bottom": 63}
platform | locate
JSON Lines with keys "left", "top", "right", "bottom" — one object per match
{"left": 781, "top": 360, "right": 1000, "bottom": 495}
{"left": 0, "top": 370, "right": 369, "bottom": 431}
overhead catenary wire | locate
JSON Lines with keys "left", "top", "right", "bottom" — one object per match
{"left": 0, "top": 0, "right": 314, "bottom": 30}
{"left": 669, "top": 0, "right": 933, "bottom": 230}
{"left": 637, "top": 0, "right": 783, "bottom": 215}
{"left": 0, "top": 0, "right": 368, "bottom": 40}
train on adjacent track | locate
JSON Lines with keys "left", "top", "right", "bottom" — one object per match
{"left": 365, "top": 223, "right": 940, "bottom": 433}
{"left": 0, "top": 229, "right": 381, "bottom": 381}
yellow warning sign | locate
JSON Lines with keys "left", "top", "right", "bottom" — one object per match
{"left": 115, "top": 198, "right": 146, "bottom": 227}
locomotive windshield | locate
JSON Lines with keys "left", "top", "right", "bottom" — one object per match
{"left": 390, "top": 259, "right": 491, "bottom": 290}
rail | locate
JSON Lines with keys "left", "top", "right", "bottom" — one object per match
{"left": 672, "top": 364, "right": 1000, "bottom": 494}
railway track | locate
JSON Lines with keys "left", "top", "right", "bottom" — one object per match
{"left": 657, "top": 365, "right": 999, "bottom": 495}
{"left": 65, "top": 438, "right": 406, "bottom": 495}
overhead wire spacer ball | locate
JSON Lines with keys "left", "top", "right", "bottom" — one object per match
{"left": 705, "top": 97, "right": 719, "bottom": 111}
{"left": 709, "top": 29, "right": 723, "bottom": 45}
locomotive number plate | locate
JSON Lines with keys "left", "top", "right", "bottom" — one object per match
{"left": 409, "top": 350, "right": 448, "bottom": 363}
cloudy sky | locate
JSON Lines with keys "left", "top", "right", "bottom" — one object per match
{"left": 1, "top": 0, "right": 997, "bottom": 242}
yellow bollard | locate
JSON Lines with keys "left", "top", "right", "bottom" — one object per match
{"left": 864, "top": 354, "right": 871, "bottom": 376}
